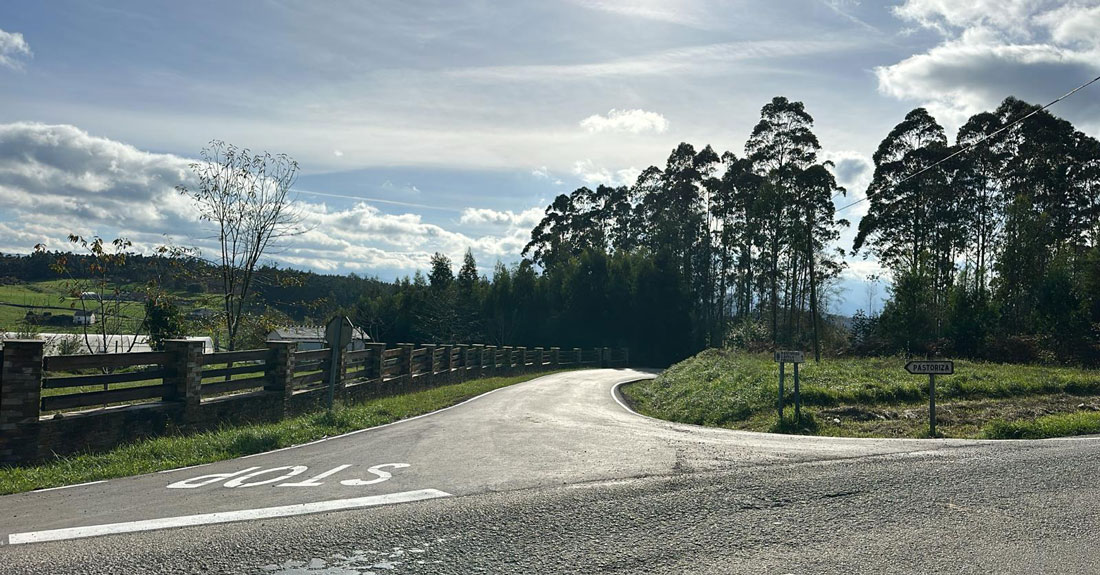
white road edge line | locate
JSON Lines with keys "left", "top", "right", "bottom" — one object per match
{"left": 33, "top": 480, "right": 107, "bottom": 493}
{"left": 240, "top": 382, "right": 518, "bottom": 458}
{"left": 6, "top": 489, "right": 452, "bottom": 545}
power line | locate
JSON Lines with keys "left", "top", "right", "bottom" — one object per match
{"left": 836, "top": 73, "right": 1100, "bottom": 213}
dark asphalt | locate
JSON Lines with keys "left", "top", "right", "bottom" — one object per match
{"left": 1, "top": 368, "right": 1097, "bottom": 573}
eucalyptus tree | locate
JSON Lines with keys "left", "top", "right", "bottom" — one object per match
{"left": 745, "top": 96, "right": 821, "bottom": 346}
{"left": 853, "top": 108, "right": 958, "bottom": 342}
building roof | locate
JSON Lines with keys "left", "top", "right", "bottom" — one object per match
{"left": 268, "top": 325, "right": 371, "bottom": 342}
{"left": 74, "top": 310, "right": 96, "bottom": 317}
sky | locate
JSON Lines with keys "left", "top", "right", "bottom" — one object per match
{"left": 1, "top": 0, "right": 1099, "bottom": 316}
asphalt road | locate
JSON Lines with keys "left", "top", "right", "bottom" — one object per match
{"left": 1, "top": 368, "right": 1097, "bottom": 574}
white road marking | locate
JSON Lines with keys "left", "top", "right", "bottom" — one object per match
{"left": 6, "top": 489, "right": 452, "bottom": 545}
{"left": 240, "top": 384, "right": 516, "bottom": 459}
{"left": 158, "top": 463, "right": 212, "bottom": 474}
{"left": 33, "top": 480, "right": 107, "bottom": 493}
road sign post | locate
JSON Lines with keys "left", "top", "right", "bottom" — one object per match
{"left": 904, "top": 360, "right": 953, "bottom": 437}
{"left": 774, "top": 351, "right": 804, "bottom": 423}
{"left": 778, "top": 362, "right": 785, "bottom": 418}
{"left": 324, "top": 316, "right": 354, "bottom": 411}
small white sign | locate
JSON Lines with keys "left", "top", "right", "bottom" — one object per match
{"left": 774, "top": 350, "right": 804, "bottom": 364}
{"left": 905, "top": 361, "right": 953, "bottom": 375}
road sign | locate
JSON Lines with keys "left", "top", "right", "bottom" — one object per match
{"left": 905, "top": 361, "right": 953, "bottom": 375}
{"left": 325, "top": 316, "right": 354, "bottom": 350}
{"left": 774, "top": 350, "right": 804, "bottom": 364}
{"left": 324, "top": 316, "right": 355, "bottom": 410}
{"left": 774, "top": 350, "right": 804, "bottom": 423}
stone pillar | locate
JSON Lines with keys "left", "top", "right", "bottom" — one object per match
{"left": 366, "top": 343, "right": 386, "bottom": 381}
{"left": 440, "top": 347, "right": 453, "bottom": 373}
{"left": 534, "top": 347, "right": 545, "bottom": 369}
{"left": 454, "top": 344, "right": 469, "bottom": 381}
{"left": 264, "top": 340, "right": 297, "bottom": 411}
{"left": 422, "top": 344, "right": 438, "bottom": 376}
{"left": 549, "top": 347, "right": 560, "bottom": 368}
{"left": 0, "top": 340, "right": 44, "bottom": 465}
{"left": 398, "top": 344, "right": 416, "bottom": 382}
{"left": 601, "top": 347, "right": 611, "bottom": 368}
{"left": 622, "top": 347, "right": 630, "bottom": 367}
{"left": 163, "top": 339, "right": 205, "bottom": 425}
{"left": 574, "top": 347, "right": 583, "bottom": 366}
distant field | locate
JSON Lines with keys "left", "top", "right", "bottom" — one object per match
{"left": 621, "top": 349, "right": 1100, "bottom": 439}
{"left": 0, "top": 280, "right": 221, "bottom": 335}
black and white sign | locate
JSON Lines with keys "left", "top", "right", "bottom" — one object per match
{"left": 905, "top": 361, "right": 954, "bottom": 375}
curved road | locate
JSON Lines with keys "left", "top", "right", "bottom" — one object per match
{"left": 1, "top": 369, "right": 1098, "bottom": 573}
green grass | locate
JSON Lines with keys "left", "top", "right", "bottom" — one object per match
{"left": 0, "top": 370, "right": 565, "bottom": 495}
{"left": 982, "top": 411, "right": 1100, "bottom": 439}
{"left": 621, "top": 349, "right": 1100, "bottom": 439}
{"left": 0, "top": 279, "right": 223, "bottom": 334}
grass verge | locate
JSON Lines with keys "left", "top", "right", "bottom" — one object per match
{"left": 0, "top": 370, "right": 566, "bottom": 495}
{"left": 620, "top": 348, "right": 1100, "bottom": 439}
{"left": 982, "top": 411, "right": 1100, "bottom": 439}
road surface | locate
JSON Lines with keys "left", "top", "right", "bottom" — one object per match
{"left": 1, "top": 369, "right": 1097, "bottom": 573}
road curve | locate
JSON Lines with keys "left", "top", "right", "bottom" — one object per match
{"left": 1, "top": 368, "right": 1097, "bottom": 574}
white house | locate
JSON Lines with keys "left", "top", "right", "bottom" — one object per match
{"left": 267, "top": 326, "right": 370, "bottom": 352}
{"left": 0, "top": 333, "right": 214, "bottom": 356}
{"left": 73, "top": 310, "right": 97, "bottom": 325}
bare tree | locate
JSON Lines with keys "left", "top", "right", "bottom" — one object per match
{"left": 177, "top": 141, "right": 302, "bottom": 350}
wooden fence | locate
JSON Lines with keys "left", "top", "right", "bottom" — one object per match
{"left": 0, "top": 339, "right": 628, "bottom": 465}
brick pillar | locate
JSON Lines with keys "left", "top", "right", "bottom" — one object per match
{"left": 366, "top": 343, "right": 386, "bottom": 381}
{"left": 454, "top": 344, "right": 469, "bottom": 381}
{"left": 264, "top": 340, "right": 297, "bottom": 411}
{"left": 398, "top": 344, "right": 415, "bottom": 383}
{"left": 472, "top": 344, "right": 485, "bottom": 377}
{"left": 0, "top": 340, "right": 44, "bottom": 465}
{"left": 422, "top": 344, "right": 438, "bottom": 375}
{"left": 163, "top": 339, "right": 204, "bottom": 425}
{"left": 550, "top": 347, "right": 560, "bottom": 368}
{"left": 437, "top": 345, "right": 451, "bottom": 376}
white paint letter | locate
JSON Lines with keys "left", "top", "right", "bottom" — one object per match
{"left": 167, "top": 467, "right": 262, "bottom": 489}
{"left": 278, "top": 465, "right": 353, "bottom": 487}
{"left": 340, "top": 463, "right": 410, "bottom": 486}
{"left": 224, "top": 466, "right": 308, "bottom": 488}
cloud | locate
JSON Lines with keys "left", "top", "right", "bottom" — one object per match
{"left": 531, "top": 166, "right": 551, "bottom": 179}
{"left": 459, "top": 207, "right": 544, "bottom": 228}
{"left": 448, "top": 38, "right": 856, "bottom": 82}
{"left": 580, "top": 109, "right": 669, "bottom": 134}
{"left": 333, "top": 149, "right": 344, "bottom": 157}
{"left": 878, "top": 1, "right": 1100, "bottom": 132}
{"left": 572, "top": 160, "right": 640, "bottom": 187}
{"left": 0, "top": 28, "right": 31, "bottom": 70}
{"left": 565, "top": 0, "right": 712, "bottom": 28}
{"left": 0, "top": 123, "right": 534, "bottom": 277}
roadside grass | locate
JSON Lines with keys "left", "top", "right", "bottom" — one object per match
{"left": 621, "top": 348, "right": 1100, "bottom": 439}
{"left": 983, "top": 411, "right": 1100, "bottom": 439}
{"left": 0, "top": 370, "right": 566, "bottom": 495}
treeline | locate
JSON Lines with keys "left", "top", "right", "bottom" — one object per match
{"left": 853, "top": 97, "right": 1100, "bottom": 364}
{"left": 8, "top": 95, "right": 1099, "bottom": 365}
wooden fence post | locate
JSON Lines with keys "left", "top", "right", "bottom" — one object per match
{"left": 0, "top": 340, "right": 44, "bottom": 465}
